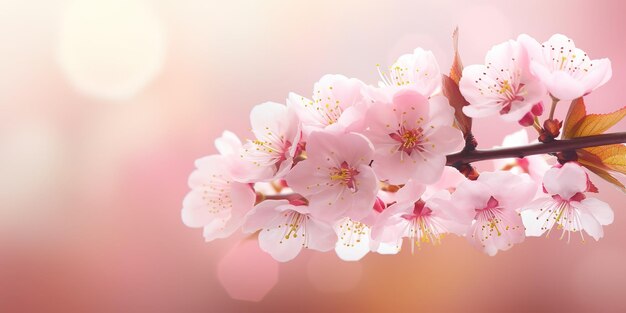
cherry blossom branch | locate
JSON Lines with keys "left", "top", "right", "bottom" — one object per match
{"left": 446, "top": 131, "right": 626, "bottom": 165}
{"left": 255, "top": 132, "right": 626, "bottom": 203}
{"left": 255, "top": 193, "right": 307, "bottom": 205}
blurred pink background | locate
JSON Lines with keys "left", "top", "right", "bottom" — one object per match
{"left": 1, "top": 0, "right": 625, "bottom": 312}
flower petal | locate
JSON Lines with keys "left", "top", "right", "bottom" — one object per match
{"left": 243, "top": 200, "right": 288, "bottom": 233}
{"left": 371, "top": 148, "right": 418, "bottom": 185}
{"left": 520, "top": 198, "right": 557, "bottom": 237}
{"left": 543, "top": 162, "right": 587, "bottom": 199}
{"left": 334, "top": 219, "right": 371, "bottom": 261}
{"left": 214, "top": 131, "right": 242, "bottom": 156}
{"left": 578, "top": 198, "right": 614, "bottom": 226}
{"left": 305, "top": 218, "right": 337, "bottom": 252}
{"left": 285, "top": 158, "right": 331, "bottom": 197}
{"left": 258, "top": 225, "right": 305, "bottom": 262}
{"left": 411, "top": 152, "right": 446, "bottom": 184}
{"left": 424, "top": 125, "right": 464, "bottom": 155}
{"left": 480, "top": 171, "right": 535, "bottom": 209}
{"left": 574, "top": 206, "right": 604, "bottom": 241}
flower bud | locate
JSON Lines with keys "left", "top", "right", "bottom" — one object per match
{"left": 518, "top": 112, "right": 535, "bottom": 127}
{"left": 531, "top": 101, "right": 544, "bottom": 116}
{"left": 373, "top": 196, "right": 386, "bottom": 213}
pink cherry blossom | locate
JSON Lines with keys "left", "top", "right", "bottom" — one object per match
{"left": 377, "top": 47, "right": 442, "bottom": 97}
{"left": 518, "top": 33, "right": 612, "bottom": 101}
{"left": 181, "top": 132, "right": 256, "bottom": 241}
{"left": 452, "top": 171, "right": 537, "bottom": 256}
{"left": 372, "top": 168, "right": 471, "bottom": 252}
{"left": 235, "top": 102, "right": 302, "bottom": 182}
{"left": 362, "top": 89, "right": 464, "bottom": 184}
{"left": 521, "top": 162, "right": 613, "bottom": 242}
{"left": 493, "top": 129, "right": 551, "bottom": 183}
{"left": 285, "top": 131, "right": 378, "bottom": 223}
{"left": 243, "top": 200, "right": 336, "bottom": 262}
{"left": 288, "top": 74, "right": 368, "bottom": 136}
{"left": 460, "top": 39, "right": 547, "bottom": 122}
{"left": 181, "top": 32, "right": 623, "bottom": 263}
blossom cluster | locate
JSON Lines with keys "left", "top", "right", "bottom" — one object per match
{"left": 182, "top": 33, "right": 616, "bottom": 262}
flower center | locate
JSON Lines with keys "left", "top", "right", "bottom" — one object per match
{"left": 400, "top": 200, "right": 442, "bottom": 252}
{"left": 389, "top": 126, "right": 424, "bottom": 155}
{"left": 338, "top": 219, "right": 368, "bottom": 248}
{"left": 473, "top": 196, "right": 512, "bottom": 240}
{"left": 535, "top": 193, "right": 587, "bottom": 243}
{"left": 278, "top": 210, "right": 310, "bottom": 247}
{"left": 330, "top": 161, "right": 360, "bottom": 192}
{"left": 498, "top": 82, "right": 525, "bottom": 114}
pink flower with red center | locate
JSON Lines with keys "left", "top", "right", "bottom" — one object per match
{"left": 518, "top": 34, "right": 612, "bottom": 101}
{"left": 371, "top": 167, "right": 470, "bottom": 252}
{"left": 235, "top": 102, "right": 302, "bottom": 182}
{"left": 377, "top": 47, "right": 442, "bottom": 97}
{"left": 460, "top": 39, "right": 547, "bottom": 122}
{"left": 288, "top": 74, "right": 368, "bottom": 136}
{"left": 452, "top": 171, "right": 537, "bottom": 256}
{"left": 243, "top": 199, "right": 336, "bottom": 262}
{"left": 362, "top": 89, "right": 464, "bottom": 184}
{"left": 521, "top": 162, "right": 613, "bottom": 242}
{"left": 182, "top": 131, "right": 256, "bottom": 241}
{"left": 285, "top": 131, "right": 378, "bottom": 223}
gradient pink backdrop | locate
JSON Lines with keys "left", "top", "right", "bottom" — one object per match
{"left": 1, "top": 0, "right": 625, "bottom": 312}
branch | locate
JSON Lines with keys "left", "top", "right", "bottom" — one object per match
{"left": 446, "top": 132, "right": 626, "bottom": 165}
{"left": 254, "top": 132, "right": 626, "bottom": 204}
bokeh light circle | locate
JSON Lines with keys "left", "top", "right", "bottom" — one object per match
{"left": 217, "top": 239, "right": 280, "bottom": 302}
{"left": 307, "top": 253, "right": 363, "bottom": 293}
{"left": 57, "top": 0, "right": 166, "bottom": 100}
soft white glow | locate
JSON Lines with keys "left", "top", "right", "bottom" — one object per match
{"left": 0, "top": 121, "right": 65, "bottom": 226}
{"left": 57, "top": 0, "right": 166, "bottom": 100}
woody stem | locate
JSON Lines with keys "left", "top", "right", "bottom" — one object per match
{"left": 548, "top": 95, "right": 559, "bottom": 120}
{"left": 446, "top": 132, "right": 626, "bottom": 165}
{"left": 255, "top": 132, "right": 626, "bottom": 203}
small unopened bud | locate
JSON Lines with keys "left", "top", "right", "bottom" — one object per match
{"left": 518, "top": 112, "right": 534, "bottom": 127}
{"left": 540, "top": 119, "right": 562, "bottom": 142}
{"left": 457, "top": 163, "right": 479, "bottom": 180}
{"left": 373, "top": 197, "right": 386, "bottom": 213}
{"left": 544, "top": 119, "right": 562, "bottom": 136}
{"left": 531, "top": 101, "right": 544, "bottom": 116}
{"left": 288, "top": 195, "right": 309, "bottom": 206}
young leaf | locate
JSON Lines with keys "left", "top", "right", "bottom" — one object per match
{"left": 450, "top": 27, "right": 463, "bottom": 84}
{"left": 571, "top": 106, "right": 626, "bottom": 138}
{"left": 584, "top": 144, "right": 626, "bottom": 173}
{"left": 442, "top": 27, "right": 472, "bottom": 142}
{"left": 577, "top": 148, "right": 626, "bottom": 192}
{"left": 580, "top": 160, "right": 626, "bottom": 192}
{"left": 442, "top": 74, "right": 472, "bottom": 136}
{"left": 561, "top": 97, "right": 626, "bottom": 139}
{"left": 562, "top": 98, "right": 586, "bottom": 139}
